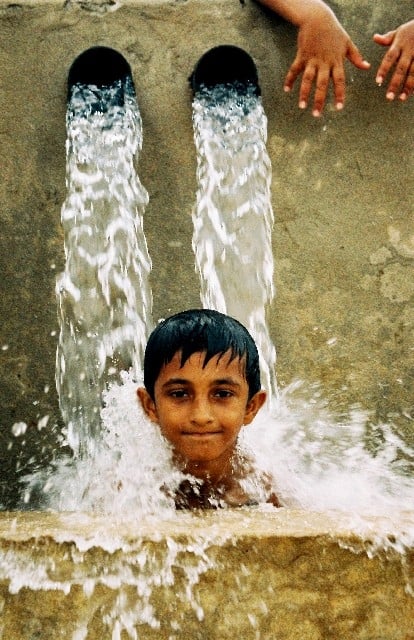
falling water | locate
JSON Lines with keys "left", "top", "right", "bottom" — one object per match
{"left": 22, "top": 56, "right": 184, "bottom": 513}
{"left": 192, "top": 84, "right": 277, "bottom": 397}
{"left": 56, "top": 74, "right": 152, "bottom": 458}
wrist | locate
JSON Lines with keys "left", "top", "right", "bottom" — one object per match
{"left": 294, "top": 2, "right": 337, "bottom": 29}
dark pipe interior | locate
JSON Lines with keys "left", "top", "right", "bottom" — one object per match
{"left": 190, "top": 45, "right": 260, "bottom": 95}
{"left": 68, "top": 46, "right": 132, "bottom": 89}
{"left": 67, "top": 46, "right": 135, "bottom": 111}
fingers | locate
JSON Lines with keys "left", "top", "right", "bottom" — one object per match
{"left": 375, "top": 47, "right": 401, "bottom": 86}
{"left": 285, "top": 58, "right": 329, "bottom": 116}
{"left": 376, "top": 46, "right": 414, "bottom": 100}
{"left": 285, "top": 57, "right": 327, "bottom": 115}
{"left": 303, "top": 66, "right": 330, "bottom": 117}
{"left": 374, "top": 21, "right": 414, "bottom": 100}
{"left": 283, "top": 43, "right": 369, "bottom": 117}
{"left": 385, "top": 57, "right": 414, "bottom": 100}
{"left": 284, "top": 60, "right": 344, "bottom": 117}
{"left": 399, "top": 62, "right": 414, "bottom": 100}
{"left": 283, "top": 57, "right": 304, "bottom": 94}
{"left": 331, "top": 65, "right": 346, "bottom": 112}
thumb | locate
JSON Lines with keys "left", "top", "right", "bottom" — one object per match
{"left": 373, "top": 30, "right": 397, "bottom": 46}
{"left": 346, "top": 41, "right": 371, "bottom": 69}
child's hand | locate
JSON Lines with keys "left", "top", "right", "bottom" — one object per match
{"left": 284, "top": 10, "right": 370, "bottom": 117}
{"left": 373, "top": 20, "right": 414, "bottom": 101}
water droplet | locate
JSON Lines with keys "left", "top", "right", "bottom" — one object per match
{"left": 11, "top": 422, "right": 27, "bottom": 437}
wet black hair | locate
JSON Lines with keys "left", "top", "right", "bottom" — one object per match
{"left": 143, "top": 309, "right": 261, "bottom": 400}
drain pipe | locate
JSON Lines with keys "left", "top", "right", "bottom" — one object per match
{"left": 59, "top": 46, "right": 151, "bottom": 458}
{"left": 68, "top": 46, "right": 134, "bottom": 111}
{"left": 189, "top": 45, "right": 260, "bottom": 96}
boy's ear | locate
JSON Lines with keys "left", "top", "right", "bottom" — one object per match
{"left": 243, "top": 390, "right": 267, "bottom": 425}
{"left": 137, "top": 387, "right": 159, "bottom": 423}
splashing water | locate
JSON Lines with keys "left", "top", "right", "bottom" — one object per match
{"left": 241, "top": 381, "right": 414, "bottom": 517}
{"left": 56, "top": 78, "right": 152, "bottom": 458}
{"left": 28, "top": 371, "right": 185, "bottom": 514}
{"left": 192, "top": 85, "right": 277, "bottom": 397}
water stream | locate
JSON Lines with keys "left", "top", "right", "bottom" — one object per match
{"left": 191, "top": 84, "right": 277, "bottom": 398}
{"left": 56, "top": 74, "right": 152, "bottom": 459}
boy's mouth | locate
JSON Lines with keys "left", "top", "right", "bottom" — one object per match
{"left": 181, "top": 430, "right": 222, "bottom": 437}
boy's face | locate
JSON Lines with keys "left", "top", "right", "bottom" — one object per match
{"left": 137, "top": 350, "right": 266, "bottom": 476}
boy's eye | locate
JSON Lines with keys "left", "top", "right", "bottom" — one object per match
{"left": 214, "top": 389, "right": 234, "bottom": 398}
{"left": 169, "top": 389, "right": 188, "bottom": 398}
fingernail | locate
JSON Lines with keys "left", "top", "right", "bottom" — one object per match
{"left": 335, "top": 102, "right": 344, "bottom": 111}
{"left": 312, "top": 109, "right": 321, "bottom": 117}
{"left": 386, "top": 91, "right": 395, "bottom": 100}
{"left": 399, "top": 92, "right": 407, "bottom": 101}
{"left": 299, "top": 100, "right": 307, "bottom": 109}
{"left": 283, "top": 85, "right": 291, "bottom": 93}
{"left": 376, "top": 76, "right": 383, "bottom": 86}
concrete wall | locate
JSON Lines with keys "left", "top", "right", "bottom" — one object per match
{"left": 0, "top": 0, "right": 413, "bottom": 505}
{"left": 0, "top": 510, "right": 413, "bottom": 639}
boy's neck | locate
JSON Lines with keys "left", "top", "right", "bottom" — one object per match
{"left": 181, "top": 456, "right": 235, "bottom": 487}
{"left": 175, "top": 453, "right": 258, "bottom": 509}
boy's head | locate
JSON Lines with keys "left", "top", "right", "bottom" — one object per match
{"left": 137, "top": 309, "right": 266, "bottom": 477}
{"left": 142, "top": 309, "right": 261, "bottom": 400}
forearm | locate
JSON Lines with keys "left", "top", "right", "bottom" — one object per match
{"left": 255, "top": 0, "right": 336, "bottom": 28}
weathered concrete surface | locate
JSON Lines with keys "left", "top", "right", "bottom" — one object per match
{"left": 0, "top": 509, "right": 413, "bottom": 639}
{"left": 0, "top": 0, "right": 413, "bottom": 505}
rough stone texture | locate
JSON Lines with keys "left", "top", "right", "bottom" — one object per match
{"left": 0, "top": 510, "right": 413, "bottom": 639}
{"left": 0, "top": 0, "right": 413, "bottom": 504}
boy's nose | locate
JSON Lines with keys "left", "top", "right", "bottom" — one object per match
{"left": 190, "top": 396, "right": 214, "bottom": 425}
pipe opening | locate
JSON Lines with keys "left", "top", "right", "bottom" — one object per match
{"left": 67, "top": 46, "right": 134, "bottom": 111}
{"left": 190, "top": 45, "right": 260, "bottom": 96}
{"left": 68, "top": 46, "right": 132, "bottom": 89}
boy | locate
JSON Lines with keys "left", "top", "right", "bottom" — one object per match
{"left": 137, "top": 309, "right": 280, "bottom": 509}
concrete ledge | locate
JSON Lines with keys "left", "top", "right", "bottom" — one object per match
{"left": 0, "top": 510, "right": 413, "bottom": 639}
